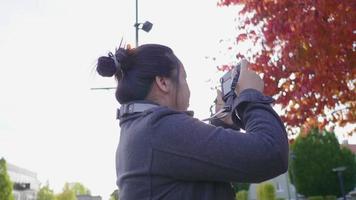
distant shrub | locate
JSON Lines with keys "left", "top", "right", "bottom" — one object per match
{"left": 257, "top": 182, "right": 276, "bottom": 200}
{"left": 324, "top": 195, "right": 337, "bottom": 200}
{"left": 307, "top": 196, "right": 323, "bottom": 200}
{"left": 236, "top": 190, "right": 248, "bottom": 200}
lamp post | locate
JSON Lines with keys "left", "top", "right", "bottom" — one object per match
{"left": 290, "top": 151, "right": 298, "bottom": 200}
{"left": 90, "top": 1, "right": 153, "bottom": 91}
{"left": 134, "top": 0, "right": 153, "bottom": 47}
{"left": 135, "top": 0, "right": 138, "bottom": 47}
{"left": 332, "top": 166, "right": 347, "bottom": 200}
{"left": 285, "top": 172, "right": 291, "bottom": 200}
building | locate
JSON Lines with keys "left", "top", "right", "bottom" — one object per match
{"left": 7, "top": 163, "right": 40, "bottom": 200}
{"left": 248, "top": 172, "right": 297, "bottom": 200}
{"left": 247, "top": 141, "right": 356, "bottom": 200}
{"left": 341, "top": 140, "right": 356, "bottom": 154}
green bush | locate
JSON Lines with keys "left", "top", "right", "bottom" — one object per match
{"left": 307, "top": 196, "right": 323, "bottom": 200}
{"left": 232, "top": 183, "right": 250, "bottom": 193}
{"left": 257, "top": 182, "right": 276, "bottom": 200}
{"left": 324, "top": 195, "right": 337, "bottom": 200}
{"left": 236, "top": 190, "right": 248, "bottom": 200}
{"left": 257, "top": 184, "right": 263, "bottom": 200}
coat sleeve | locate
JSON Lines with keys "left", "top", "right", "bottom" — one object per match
{"left": 149, "top": 89, "right": 289, "bottom": 183}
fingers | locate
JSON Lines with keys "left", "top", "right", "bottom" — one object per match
{"left": 215, "top": 89, "right": 224, "bottom": 112}
{"left": 216, "top": 89, "right": 224, "bottom": 106}
{"left": 235, "top": 59, "right": 265, "bottom": 95}
{"left": 216, "top": 89, "right": 223, "bottom": 101}
{"left": 240, "top": 59, "right": 249, "bottom": 72}
{"left": 236, "top": 59, "right": 248, "bottom": 94}
{"left": 215, "top": 89, "right": 234, "bottom": 125}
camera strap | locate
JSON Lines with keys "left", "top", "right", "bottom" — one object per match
{"left": 117, "top": 103, "right": 159, "bottom": 119}
{"left": 117, "top": 103, "right": 195, "bottom": 120}
{"left": 202, "top": 94, "right": 236, "bottom": 122}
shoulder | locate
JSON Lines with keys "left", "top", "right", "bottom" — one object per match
{"left": 147, "top": 106, "right": 196, "bottom": 126}
{"left": 146, "top": 106, "right": 218, "bottom": 141}
{"left": 145, "top": 106, "right": 216, "bottom": 140}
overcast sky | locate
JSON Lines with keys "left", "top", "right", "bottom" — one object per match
{"left": 0, "top": 0, "right": 240, "bottom": 199}
{"left": 0, "top": 0, "right": 355, "bottom": 199}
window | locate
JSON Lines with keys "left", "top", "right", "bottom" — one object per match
{"left": 276, "top": 182, "right": 283, "bottom": 192}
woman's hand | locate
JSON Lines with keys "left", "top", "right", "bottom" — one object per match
{"left": 215, "top": 90, "right": 234, "bottom": 125}
{"left": 235, "top": 59, "right": 264, "bottom": 95}
{"left": 214, "top": 60, "right": 263, "bottom": 126}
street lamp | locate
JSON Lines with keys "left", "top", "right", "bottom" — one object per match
{"left": 91, "top": 1, "right": 152, "bottom": 91}
{"left": 332, "top": 166, "right": 347, "bottom": 200}
{"left": 290, "top": 151, "right": 299, "bottom": 200}
{"left": 135, "top": 0, "right": 153, "bottom": 47}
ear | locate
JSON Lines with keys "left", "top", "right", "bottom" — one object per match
{"left": 154, "top": 76, "right": 173, "bottom": 93}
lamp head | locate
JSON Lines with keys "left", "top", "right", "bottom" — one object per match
{"left": 142, "top": 21, "right": 153, "bottom": 32}
{"left": 332, "top": 166, "right": 347, "bottom": 172}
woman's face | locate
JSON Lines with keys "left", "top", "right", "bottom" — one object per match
{"left": 174, "top": 64, "right": 190, "bottom": 111}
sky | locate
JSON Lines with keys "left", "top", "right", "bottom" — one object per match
{"left": 0, "top": 0, "right": 355, "bottom": 199}
{"left": 0, "top": 0, "right": 239, "bottom": 199}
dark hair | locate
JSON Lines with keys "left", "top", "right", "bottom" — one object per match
{"left": 96, "top": 44, "right": 180, "bottom": 103}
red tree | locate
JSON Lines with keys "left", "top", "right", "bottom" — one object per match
{"left": 218, "top": 0, "right": 356, "bottom": 132}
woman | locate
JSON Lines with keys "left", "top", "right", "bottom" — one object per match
{"left": 97, "top": 44, "right": 289, "bottom": 200}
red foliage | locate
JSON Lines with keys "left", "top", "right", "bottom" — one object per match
{"left": 218, "top": 0, "right": 356, "bottom": 131}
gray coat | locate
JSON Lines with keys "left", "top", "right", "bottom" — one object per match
{"left": 116, "top": 89, "right": 289, "bottom": 200}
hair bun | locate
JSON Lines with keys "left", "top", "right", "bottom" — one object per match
{"left": 97, "top": 56, "right": 117, "bottom": 77}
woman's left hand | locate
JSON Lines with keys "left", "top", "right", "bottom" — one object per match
{"left": 215, "top": 90, "right": 234, "bottom": 125}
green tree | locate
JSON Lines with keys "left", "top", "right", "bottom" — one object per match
{"left": 290, "top": 128, "right": 356, "bottom": 197}
{"left": 56, "top": 183, "right": 76, "bottom": 200}
{"left": 69, "top": 182, "right": 90, "bottom": 195}
{"left": 109, "top": 189, "right": 119, "bottom": 200}
{"left": 37, "top": 184, "right": 55, "bottom": 200}
{"left": 0, "top": 158, "right": 14, "bottom": 200}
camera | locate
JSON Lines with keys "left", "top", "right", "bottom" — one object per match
{"left": 203, "top": 62, "right": 242, "bottom": 122}
{"left": 220, "top": 63, "right": 241, "bottom": 102}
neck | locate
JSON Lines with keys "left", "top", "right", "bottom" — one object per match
{"left": 146, "top": 92, "right": 176, "bottom": 109}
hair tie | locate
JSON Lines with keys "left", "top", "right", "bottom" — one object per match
{"left": 108, "top": 52, "right": 120, "bottom": 69}
{"left": 108, "top": 52, "right": 124, "bottom": 79}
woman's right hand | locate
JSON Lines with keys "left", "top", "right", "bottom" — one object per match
{"left": 235, "top": 59, "right": 264, "bottom": 95}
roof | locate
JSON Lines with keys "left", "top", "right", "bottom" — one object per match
{"left": 7, "top": 163, "right": 37, "bottom": 178}
{"left": 346, "top": 144, "right": 356, "bottom": 154}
